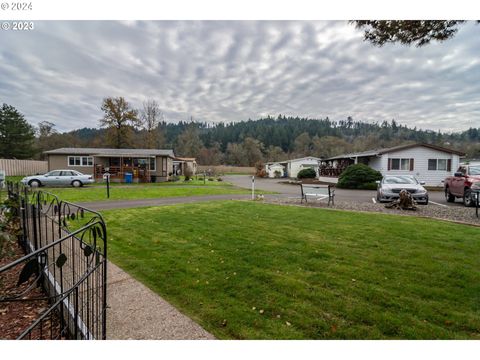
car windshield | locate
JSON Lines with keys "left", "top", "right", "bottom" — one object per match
{"left": 383, "top": 176, "right": 417, "bottom": 184}
{"left": 469, "top": 165, "right": 480, "bottom": 175}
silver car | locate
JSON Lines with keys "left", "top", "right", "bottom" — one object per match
{"left": 376, "top": 175, "right": 429, "bottom": 204}
{"left": 21, "top": 170, "right": 94, "bottom": 188}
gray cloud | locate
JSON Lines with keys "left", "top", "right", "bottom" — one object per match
{"left": 0, "top": 20, "right": 479, "bottom": 132}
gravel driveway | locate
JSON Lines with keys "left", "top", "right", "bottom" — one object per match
{"left": 263, "top": 197, "right": 480, "bottom": 226}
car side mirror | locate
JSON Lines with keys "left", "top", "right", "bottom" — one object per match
{"left": 454, "top": 172, "right": 463, "bottom": 177}
{"left": 419, "top": 181, "right": 426, "bottom": 185}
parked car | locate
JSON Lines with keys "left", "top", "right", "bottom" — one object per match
{"left": 376, "top": 175, "right": 429, "bottom": 204}
{"left": 444, "top": 163, "right": 480, "bottom": 207}
{"left": 21, "top": 170, "right": 94, "bottom": 188}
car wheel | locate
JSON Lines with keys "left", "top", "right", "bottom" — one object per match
{"left": 463, "top": 189, "right": 474, "bottom": 207}
{"left": 72, "top": 180, "right": 82, "bottom": 188}
{"left": 29, "top": 179, "right": 41, "bottom": 188}
{"left": 445, "top": 187, "right": 455, "bottom": 202}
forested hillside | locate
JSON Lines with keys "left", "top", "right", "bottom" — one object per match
{"left": 33, "top": 115, "right": 480, "bottom": 166}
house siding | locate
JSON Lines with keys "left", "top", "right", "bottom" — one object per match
{"left": 47, "top": 154, "right": 95, "bottom": 175}
{"left": 368, "top": 156, "right": 382, "bottom": 171}
{"left": 153, "top": 156, "right": 173, "bottom": 182}
{"left": 374, "top": 147, "right": 460, "bottom": 186}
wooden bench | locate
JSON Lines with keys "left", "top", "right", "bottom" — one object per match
{"left": 300, "top": 184, "right": 335, "bottom": 206}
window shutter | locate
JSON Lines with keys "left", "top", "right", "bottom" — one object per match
{"left": 447, "top": 159, "right": 452, "bottom": 172}
{"left": 387, "top": 158, "right": 391, "bottom": 170}
{"left": 409, "top": 158, "right": 414, "bottom": 171}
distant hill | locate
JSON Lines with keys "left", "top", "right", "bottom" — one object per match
{"left": 39, "top": 116, "right": 480, "bottom": 164}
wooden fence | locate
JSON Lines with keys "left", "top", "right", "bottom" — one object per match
{"left": 0, "top": 159, "right": 48, "bottom": 176}
{"left": 197, "top": 165, "right": 255, "bottom": 175}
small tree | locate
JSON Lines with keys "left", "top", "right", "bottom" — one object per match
{"left": 254, "top": 161, "right": 264, "bottom": 176}
{"left": 337, "top": 164, "right": 382, "bottom": 189}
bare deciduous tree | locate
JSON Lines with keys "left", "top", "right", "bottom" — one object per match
{"left": 141, "top": 99, "right": 164, "bottom": 148}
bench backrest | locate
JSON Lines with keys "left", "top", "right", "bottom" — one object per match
{"left": 300, "top": 184, "right": 332, "bottom": 196}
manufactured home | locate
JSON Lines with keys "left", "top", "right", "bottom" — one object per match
{"left": 323, "top": 143, "right": 465, "bottom": 186}
{"left": 44, "top": 148, "right": 176, "bottom": 182}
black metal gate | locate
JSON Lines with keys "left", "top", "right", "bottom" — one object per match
{"left": 0, "top": 183, "right": 107, "bottom": 339}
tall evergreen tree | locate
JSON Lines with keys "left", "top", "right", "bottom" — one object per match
{"left": 0, "top": 103, "right": 35, "bottom": 159}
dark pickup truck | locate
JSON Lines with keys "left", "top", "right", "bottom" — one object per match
{"left": 444, "top": 163, "right": 480, "bottom": 206}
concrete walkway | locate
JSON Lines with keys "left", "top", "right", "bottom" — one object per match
{"left": 107, "top": 262, "right": 214, "bottom": 340}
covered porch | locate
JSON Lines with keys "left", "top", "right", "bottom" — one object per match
{"left": 320, "top": 149, "right": 380, "bottom": 177}
{"left": 94, "top": 155, "right": 156, "bottom": 183}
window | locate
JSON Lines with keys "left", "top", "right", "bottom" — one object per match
{"left": 437, "top": 159, "right": 447, "bottom": 171}
{"left": 389, "top": 158, "right": 412, "bottom": 171}
{"left": 469, "top": 166, "right": 480, "bottom": 175}
{"left": 428, "top": 159, "right": 450, "bottom": 171}
{"left": 68, "top": 156, "right": 93, "bottom": 167}
{"left": 149, "top": 157, "right": 156, "bottom": 171}
{"left": 400, "top": 159, "right": 410, "bottom": 170}
{"left": 391, "top": 159, "right": 400, "bottom": 170}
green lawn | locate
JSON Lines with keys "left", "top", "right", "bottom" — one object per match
{"left": 5, "top": 176, "right": 23, "bottom": 184}
{"left": 102, "top": 201, "right": 480, "bottom": 339}
{"left": 92, "top": 176, "right": 230, "bottom": 187}
{"left": 42, "top": 185, "right": 255, "bottom": 203}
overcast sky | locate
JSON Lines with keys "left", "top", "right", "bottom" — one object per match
{"left": 0, "top": 21, "right": 479, "bottom": 133}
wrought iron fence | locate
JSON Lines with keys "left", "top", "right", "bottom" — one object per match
{"left": 0, "top": 182, "right": 107, "bottom": 339}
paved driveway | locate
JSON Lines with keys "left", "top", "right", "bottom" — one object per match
{"left": 224, "top": 175, "right": 464, "bottom": 208}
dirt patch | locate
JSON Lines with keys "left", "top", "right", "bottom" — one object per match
{"left": 0, "top": 240, "right": 62, "bottom": 339}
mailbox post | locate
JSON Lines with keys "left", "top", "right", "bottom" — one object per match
{"left": 103, "top": 172, "right": 111, "bottom": 198}
{"left": 251, "top": 176, "right": 255, "bottom": 200}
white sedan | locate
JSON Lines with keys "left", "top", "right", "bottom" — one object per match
{"left": 21, "top": 170, "right": 94, "bottom": 188}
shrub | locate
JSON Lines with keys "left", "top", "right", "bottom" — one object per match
{"left": 184, "top": 167, "right": 193, "bottom": 181}
{"left": 255, "top": 161, "right": 265, "bottom": 176}
{"left": 274, "top": 170, "right": 282, "bottom": 178}
{"left": 257, "top": 169, "right": 267, "bottom": 178}
{"left": 297, "top": 168, "right": 317, "bottom": 179}
{"left": 337, "top": 164, "right": 382, "bottom": 189}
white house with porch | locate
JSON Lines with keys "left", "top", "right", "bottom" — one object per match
{"left": 323, "top": 143, "right": 465, "bottom": 186}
